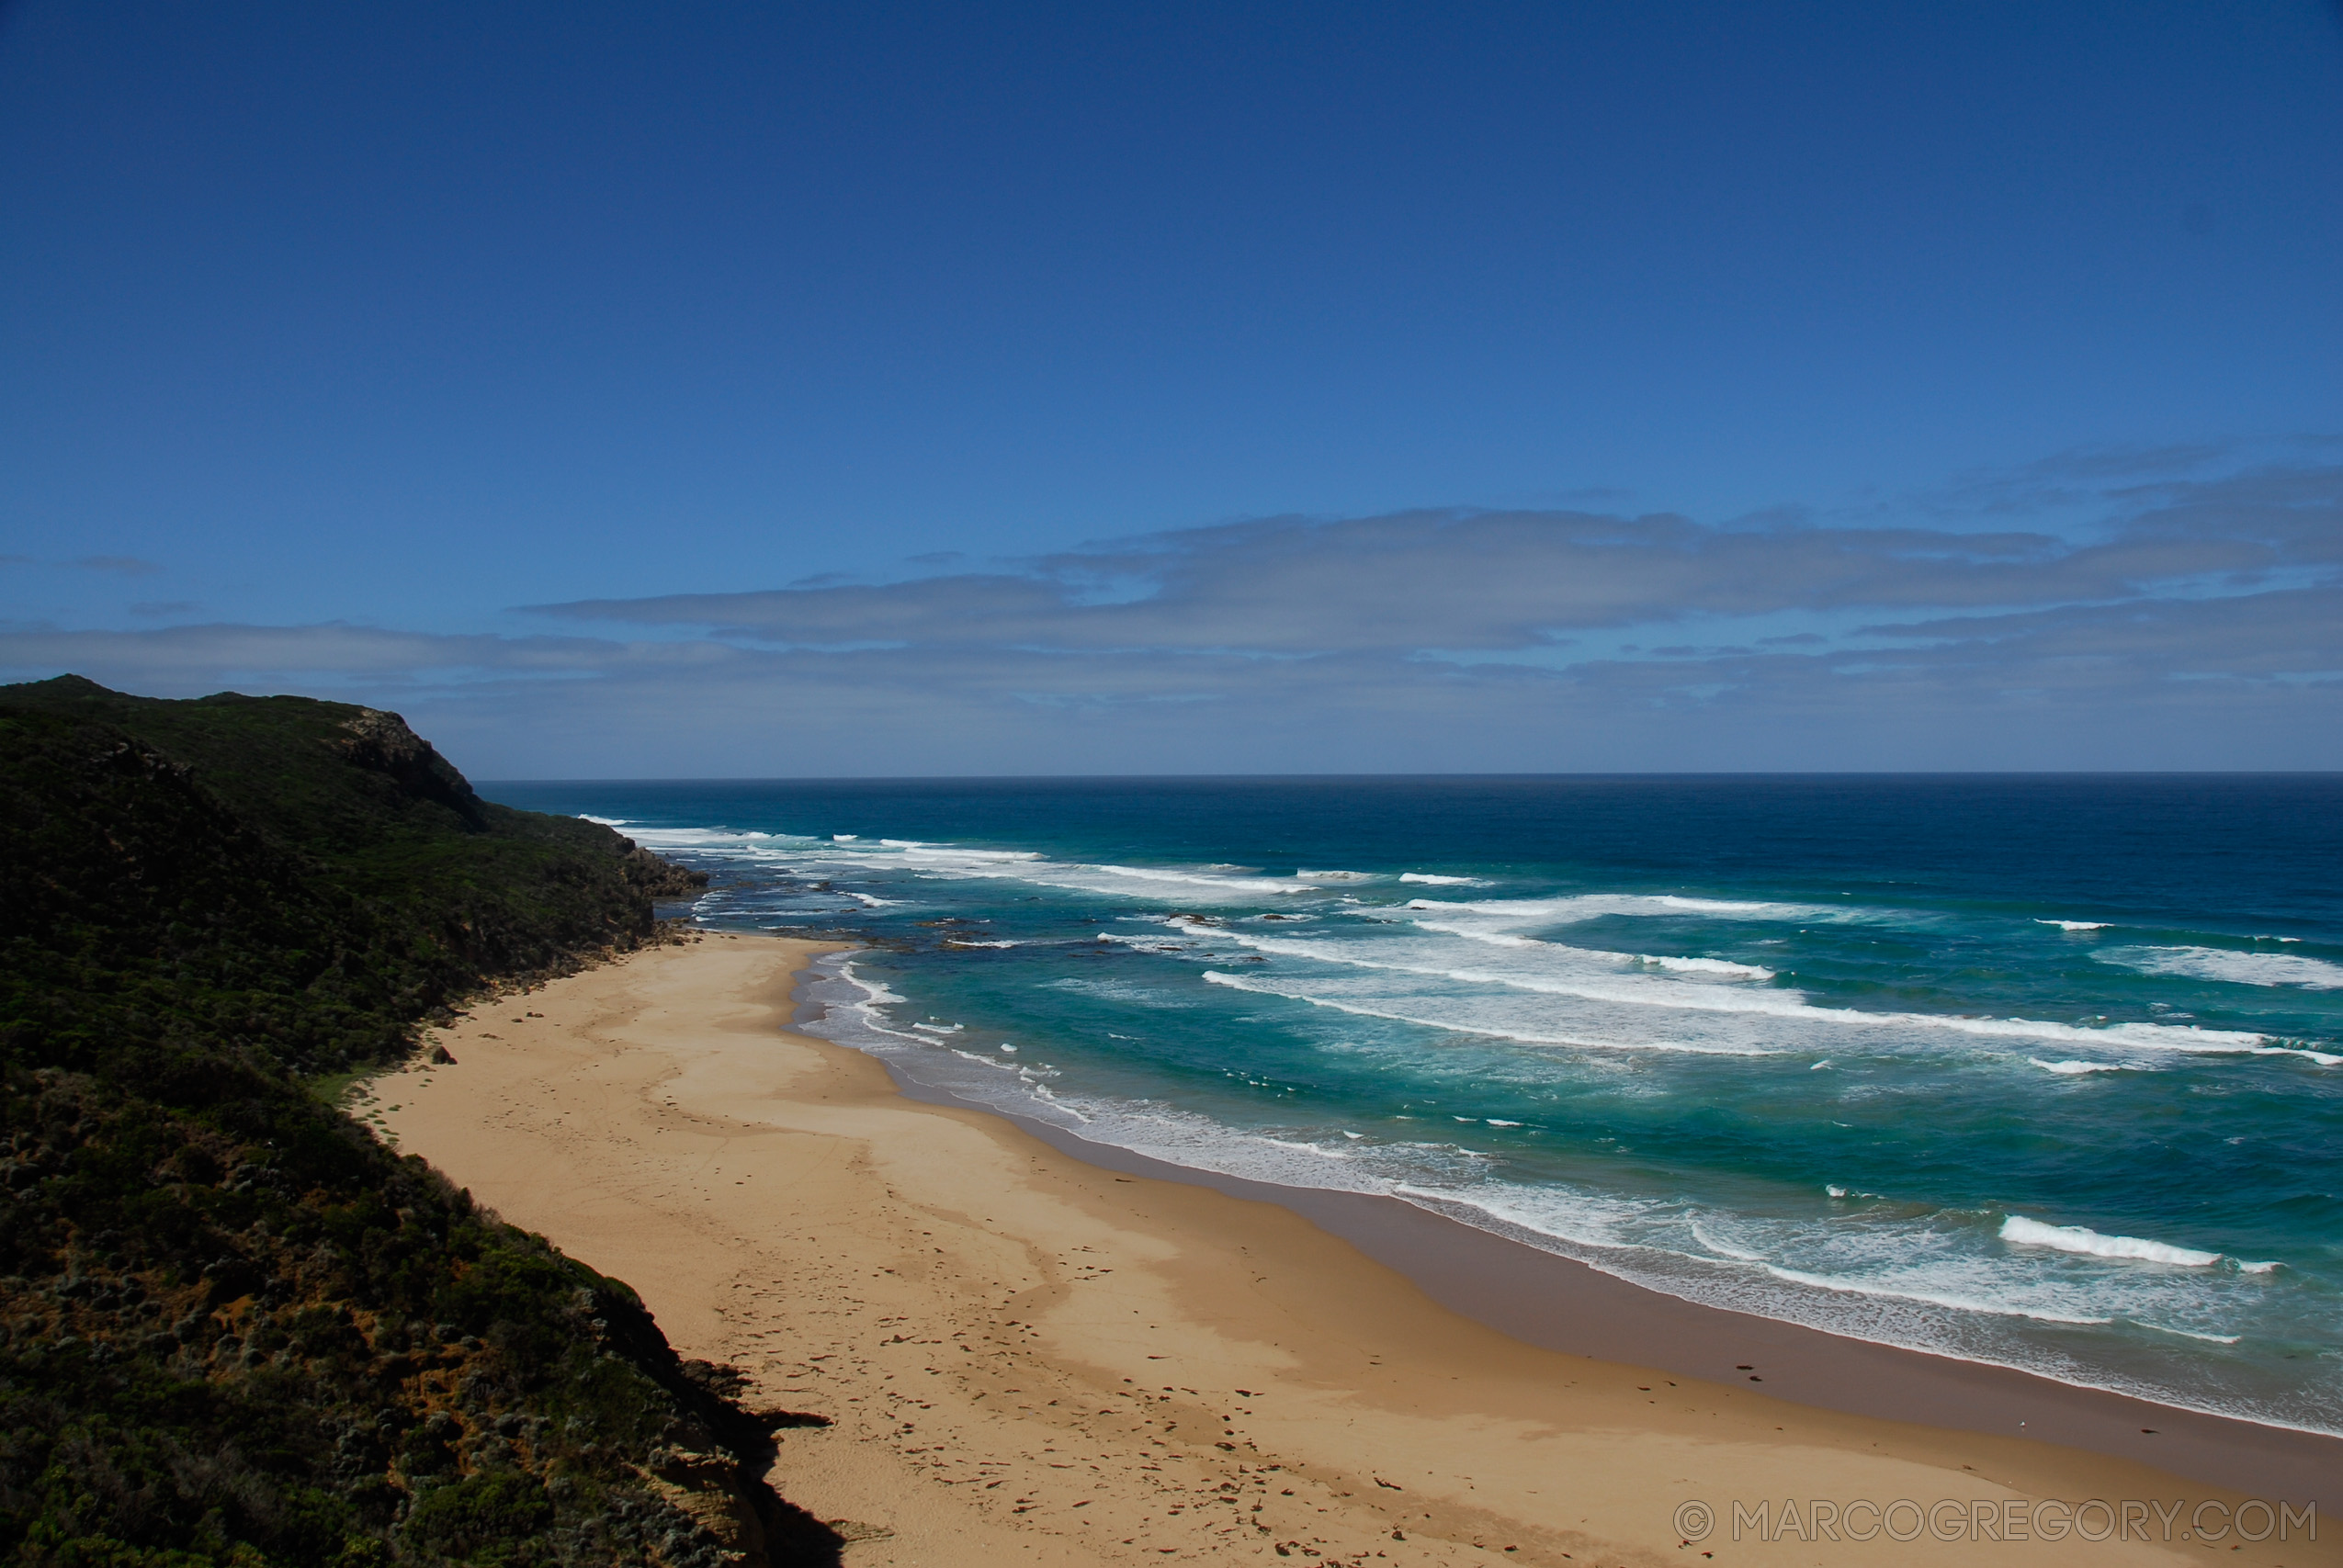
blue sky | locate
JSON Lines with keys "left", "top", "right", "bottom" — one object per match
{"left": 2, "top": 2, "right": 2339, "bottom": 773}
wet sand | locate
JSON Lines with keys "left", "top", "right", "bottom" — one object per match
{"left": 372, "top": 932, "right": 2336, "bottom": 1566}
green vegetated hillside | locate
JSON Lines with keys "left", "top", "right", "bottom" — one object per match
{"left": 0, "top": 676, "right": 840, "bottom": 1567}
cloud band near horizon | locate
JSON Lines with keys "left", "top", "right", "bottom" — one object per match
{"left": 6, "top": 460, "right": 2337, "bottom": 777}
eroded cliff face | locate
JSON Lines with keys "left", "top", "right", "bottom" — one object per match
{"left": 335, "top": 708, "right": 490, "bottom": 830}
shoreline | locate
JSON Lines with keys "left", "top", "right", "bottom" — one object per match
{"left": 889, "top": 1078, "right": 2342, "bottom": 1508}
{"left": 378, "top": 933, "right": 2337, "bottom": 1564}
{"left": 792, "top": 949, "right": 2343, "bottom": 1495}
{"left": 798, "top": 956, "right": 2343, "bottom": 1501}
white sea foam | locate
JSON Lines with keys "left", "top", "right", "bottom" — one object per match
{"left": 2037, "top": 919, "right": 2110, "bottom": 931}
{"left": 1200, "top": 969, "right": 1779, "bottom": 1054}
{"left": 1188, "top": 921, "right": 2281, "bottom": 1059}
{"left": 1751, "top": 1263, "right": 2118, "bottom": 1326}
{"left": 2100, "top": 944, "right": 2343, "bottom": 991}
{"left": 1297, "top": 868, "right": 1374, "bottom": 881}
{"left": 1402, "top": 1185, "right": 2141, "bottom": 1329}
{"left": 943, "top": 938, "right": 1017, "bottom": 948}
{"left": 875, "top": 849, "right": 1319, "bottom": 901}
{"left": 1409, "top": 919, "right": 1772, "bottom": 985}
{"left": 1399, "top": 873, "right": 1481, "bottom": 886}
{"left": 2030, "top": 1058, "right": 2131, "bottom": 1075}
{"left": 842, "top": 965, "right": 906, "bottom": 1007}
{"left": 1688, "top": 1219, "right": 1770, "bottom": 1262}
{"left": 2252, "top": 1044, "right": 2343, "bottom": 1066}
{"left": 664, "top": 818, "right": 2316, "bottom": 1066}
{"left": 1641, "top": 954, "right": 1777, "bottom": 980}
{"left": 1428, "top": 1180, "right": 2329, "bottom": 1425}
{"left": 1096, "top": 932, "right": 1192, "bottom": 955}
{"left": 1262, "top": 1136, "right": 1353, "bottom": 1158}
{"left": 1402, "top": 893, "right": 1846, "bottom": 922}
{"left": 1998, "top": 1215, "right": 2263, "bottom": 1269}
{"left": 1214, "top": 915, "right": 1774, "bottom": 991}
{"left": 1087, "top": 862, "right": 1315, "bottom": 895}
{"left": 1388, "top": 1182, "right": 1648, "bottom": 1254}
{"left": 581, "top": 815, "right": 628, "bottom": 826}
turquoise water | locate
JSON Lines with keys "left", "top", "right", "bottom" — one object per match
{"left": 489, "top": 776, "right": 2343, "bottom": 1433}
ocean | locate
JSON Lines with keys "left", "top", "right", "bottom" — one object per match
{"left": 486, "top": 775, "right": 2343, "bottom": 1436}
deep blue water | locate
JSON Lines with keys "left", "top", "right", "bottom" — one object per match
{"left": 487, "top": 775, "right": 2343, "bottom": 1433}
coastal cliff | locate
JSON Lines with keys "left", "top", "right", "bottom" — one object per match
{"left": 0, "top": 676, "right": 826, "bottom": 1567}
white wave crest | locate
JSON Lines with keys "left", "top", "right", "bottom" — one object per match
{"left": 1399, "top": 873, "right": 1481, "bottom": 886}
{"left": 2146, "top": 1325, "right": 2243, "bottom": 1345}
{"left": 1998, "top": 1214, "right": 2271, "bottom": 1269}
{"left": 2029, "top": 1058, "right": 2131, "bottom": 1075}
{"left": 705, "top": 825, "right": 1328, "bottom": 905}
{"left": 835, "top": 962, "right": 905, "bottom": 1006}
{"left": 1402, "top": 892, "right": 1844, "bottom": 922}
{"left": 2037, "top": 919, "right": 2110, "bottom": 931}
{"left": 1642, "top": 953, "right": 1777, "bottom": 980}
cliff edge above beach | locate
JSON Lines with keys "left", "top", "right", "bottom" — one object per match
{"left": 0, "top": 675, "right": 829, "bottom": 1567}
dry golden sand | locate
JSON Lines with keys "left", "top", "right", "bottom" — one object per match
{"left": 370, "top": 933, "right": 2329, "bottom": 1567}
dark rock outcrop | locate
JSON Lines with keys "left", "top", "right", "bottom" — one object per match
{"left": 334, "top": 706, "right": 489, "bottom": 829}
{"left": 624, "top": 841, "right": 712, "bottom": 900}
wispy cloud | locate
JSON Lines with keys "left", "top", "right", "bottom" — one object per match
{"left": 3, "top": 456, "right": 2337, "bottom": 774}
{"left": 526, "top": 462, "right": 2339, "bottom": 660}
{"left": 0, "top": 553, "right": 166, "bottom": 574}
{"left": 72, "top": 555, "right": 161, "bottom": 576}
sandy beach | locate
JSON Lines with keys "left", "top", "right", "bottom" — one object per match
{"left": 372, "top": 933, "right": 2335, "bottom": 1566}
